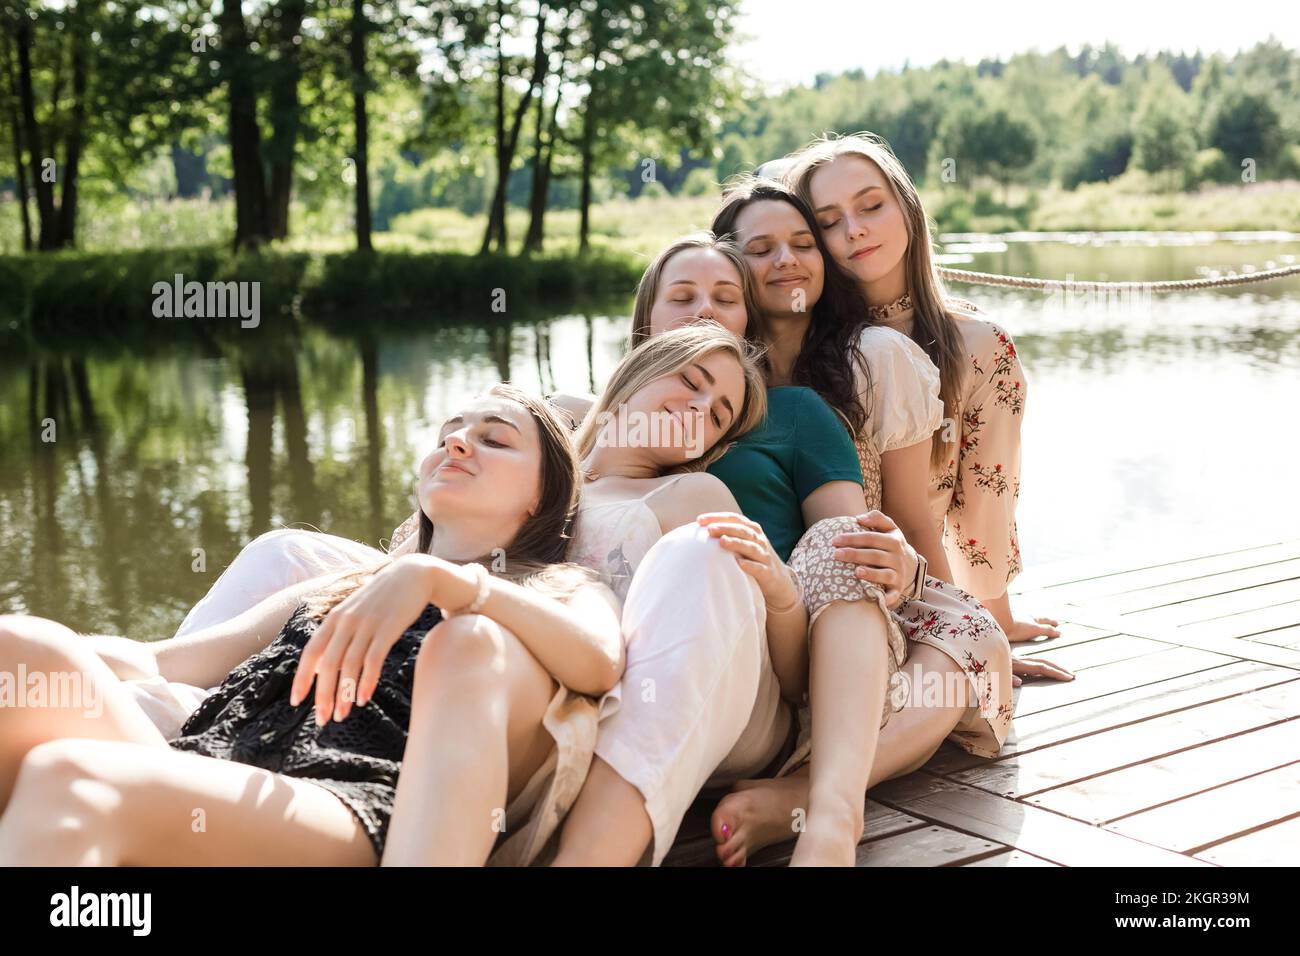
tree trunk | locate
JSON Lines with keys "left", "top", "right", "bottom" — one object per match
{"left": 221, "top": 0, "right": 270, "bottom": 250}
{"left": 522, "top": 78, "right": 547, "bottom": 253}
{"left": 14, "top": 14, "right": 58, "bottom": 250}
{"left": 266, "top": 0, "right": 306, "bottom": 241}
{"left": 2, "top": 34, "right": 33, "bottom": 251}
{"left": 56, "top": 0, "right": 93, "bottom": 249}
{"left": 482, "top": 1, "right": 549, "bottom": 254}
{"left": 480, "top": 0, "right": 507, "bottom": 255}
{"left": 524, "top": 13, "right": 572, "bottom": 254}
{"left": 350, "top": 0, "right": 372, "bottom": 251}
{"left": 578, "top": 14, "right": 605, "bottom": 254}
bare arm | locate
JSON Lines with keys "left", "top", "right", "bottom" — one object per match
{"left": 153, "top": 571, "right": 350, "bottom": 688}
{"left": 880, "top": 439, "right": 954, "bottom": 584}
{"left": 471, "top": 574, "right": 624, "bottom": 697}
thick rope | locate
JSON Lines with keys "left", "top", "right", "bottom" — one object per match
{"left": 937, "top": 264, "right": 1300, "bottom": 292}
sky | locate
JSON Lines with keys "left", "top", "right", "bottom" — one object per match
{"left": 733, "top": 0, "right": 1299, "bottom": 90}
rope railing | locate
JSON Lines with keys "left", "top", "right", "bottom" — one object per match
{"left": 937, "top": 264, "right": 1300, "bottom": 292}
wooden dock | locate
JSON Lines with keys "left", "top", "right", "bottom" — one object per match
{"left": 663, "top": 540, "right": 1300, "bottom": 866}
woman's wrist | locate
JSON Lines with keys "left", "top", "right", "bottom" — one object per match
{"left": 765, "top": 566, "right": 803, "bottom": 614}
{"left": 443, "top": 561, "right": 492, "bottom": 617}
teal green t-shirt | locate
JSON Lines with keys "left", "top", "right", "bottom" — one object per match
{"left": 707, "top": 386, "right": 863, "bottom": 561}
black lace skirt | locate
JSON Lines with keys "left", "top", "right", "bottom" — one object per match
{"left": 170, "top": 602, "right": 442, "bottom": 860}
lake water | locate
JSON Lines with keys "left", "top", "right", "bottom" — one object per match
{"left": 2, "top": 235, "right": 1298, "bottom": 637}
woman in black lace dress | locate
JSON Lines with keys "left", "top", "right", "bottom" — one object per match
{"left": 0, "top": 385, "right": 622, "bottom": 866}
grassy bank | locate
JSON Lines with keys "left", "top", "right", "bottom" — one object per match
{"left": 0, "top": 246, "right": 642, "bottom": 351}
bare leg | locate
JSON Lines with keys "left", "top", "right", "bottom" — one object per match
{"left": 549, "top": 523, "right": 773, "bottom": 867}
{"left": 789, "top": 600, "right": 889, "bottom": 867}
{"left": 712, "top": 642, "right": 969, "bottom": 866}
{"left": 551, "top": 757, "right": 655, "bottom": 867}
{"left": 382, "top": 615, "right": 557, "bottom": 866}
{"left": 0, "top": 614, "right": 169, "bottom": 812}
{"left": 0, "top": 739, "right": 373, "bottom": 866}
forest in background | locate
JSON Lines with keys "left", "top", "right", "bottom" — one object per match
{"left": 1, "top": 1, "right": 1297, "bottom": 260}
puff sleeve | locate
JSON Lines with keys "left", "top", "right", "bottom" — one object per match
{"left": 857, "top": 325, "right": 943, "bottom": 453}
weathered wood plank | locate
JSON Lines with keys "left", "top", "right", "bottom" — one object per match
{"left": 962, "top": 849, "right": 1061, "bottom": 867}
{"left": 952, "top": 679, "right": 1300, "bottom": 798}
{"left": 871, "top": 773, "right": 1207, "bottom": 867}
{"left": 1106, "top": 762, "right": 1300, "bottom": 853}
{"left": 1118, "top": 579, "right": 1300, "bottom": 632}
{"left": 1016, "top": 634, "right": 1174, "bottom": 673}
{"left": 926, "top": 661, "right": 1295, "bottom": 775}
{"left": 1013, "top": 541, "right": 1300, "bottom": 603}
{"left": 1011, "top": 646, "right": 1233, "bottom": 717}
{"left": 1173, "top": 601, "right": 1300, "bottom": 646}
{"left": 1027, "top": 718, "right": 1300, "bottom": 823}
{"left": 1196, "top": 814, "right": 1300, "bottom": 866}
{"left": 1088, "top": 558, "right": 1300, "bottom": 616}
{"left": 1244, "top": 625, "right": 1300, "bottom": 649}
{"left": 856, "top": 825, "right": 1004, "bottom": 867}
{"left": 1001, "top": 622, "right": 1120, "bottom": 655}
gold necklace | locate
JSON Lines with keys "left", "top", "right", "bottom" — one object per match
{"left": 866, "top": 292, "right": 912, "bottom": 323}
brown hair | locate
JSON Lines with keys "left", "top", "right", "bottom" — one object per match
{"left": 629, "top": 233, "right": 761, "bottom": 347}
{"left": 305, "top": 383, "right": 594, "bottom": 618}
{"left": 711, "top": 176, "right": 871, "bottom": 436}
{"left": 785, "top": 132, "right": 965, "bottom": 468}
{"left": 575, "top": 323, "right": 768, "bottom": 474}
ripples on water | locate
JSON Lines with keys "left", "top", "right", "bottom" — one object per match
{"left": 1, "top": 238, "right": 1297, "bottom": 635}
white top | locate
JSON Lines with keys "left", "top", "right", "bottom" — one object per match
{"left": 857, "top": 324, "right": 944, "bottom": 453}
{"left": 567, "top": 475, "right": 689, "bottom": 605}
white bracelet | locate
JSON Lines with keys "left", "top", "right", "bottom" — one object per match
{"left": 448, "top": 563, "right": 491, "bottom": 617}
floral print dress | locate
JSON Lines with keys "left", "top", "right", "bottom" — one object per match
{"left": 889, "top": 299, "right": 1027, "bottom": 602}
{"left": 848, "top": 324, "right": 1013, "bottom": 759}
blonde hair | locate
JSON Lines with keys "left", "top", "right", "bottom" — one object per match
{"left": 304, "top": 384, "right": 596, "bottom": 619}
{"left": 629, "top": 233, "right": 760, "bottom": 347}
{"left": 785, "top": 131, "right": 966, "bottom": 468}
{"left": 575, "top": 323, "right": 768, "bottom": 474}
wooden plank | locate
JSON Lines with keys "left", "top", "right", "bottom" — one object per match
{"left": 1013, "top": 541, "right": 1300, "bottom": 603}
{"left": 1119, "top": 578, "right": 1300, "bottom": 632}
{"left": 952, "top": 679, "right": 1300, "bottom": 798}
{"left": 1001, "top": 622, "right": 1119, "bottom": 654}
{"left": 1027, "top": 718, "right": 1300, "bottom": 823}
{"left": 1091, "top": 558, "right": 1300, "bottom": 616}
{"left": 1044, "top": 603, "right": 1300, "bottom": 670}
{"left": 871, "top": 773, "right": 1207, "bottom": 867}
{"left": 1016, "top": 634, "right": 1173, "bottom": 673}
{"left": 1244, "top": 625, "right": 1300, "bottom": 649}
{"left": 856, "top": 825, "right": 1004, "bottom": 867}
{"left": 926, "top": 661, "right": 1296, "bottom": 775}
{"left": 963, "top": 849, "right": 1061, "bottom": 867}
{"left": 1196, "top": 814, "right": 1300, "bottom": 866}
{"left": 746, "top": 798, "right": 931, "bottom": 867}
{"left": 1011, "top": 646, "right": 1233, "bottom": 717}
{"left": 1106, "top": 762, "right": 1300, "bottom": 853}
{"left": 1174, "top": 601, "right": 1300, "bottom": 644}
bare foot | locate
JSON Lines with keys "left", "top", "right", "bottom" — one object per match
{"left": 710, "top": 775, "right": 810, "bottom": 867}
{"left": 789, "top": 803, "right": 863, "bottom": 867}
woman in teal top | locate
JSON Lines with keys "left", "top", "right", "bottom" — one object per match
{"left": 549, "top": 235, "right": 932, "bottom": 866}
{"left": 707, "top": 387, "right": 865, "bottom": 562}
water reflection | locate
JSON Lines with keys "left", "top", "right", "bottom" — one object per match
{"left": 1, "top": 239, "right": 1298, "bottom": 636}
